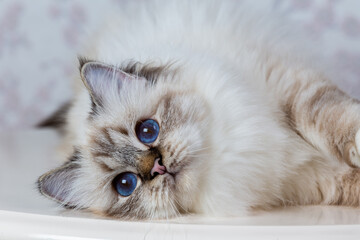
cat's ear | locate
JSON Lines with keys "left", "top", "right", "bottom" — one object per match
{"left": 37, "top": 160, "right": 81, "bottom": 208}
{"left": 80, "top": 60, "right": 139, "bottom": 107}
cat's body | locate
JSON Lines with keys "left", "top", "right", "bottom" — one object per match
{"left": 38, "top": 0, "right": 360, "bottom": 219}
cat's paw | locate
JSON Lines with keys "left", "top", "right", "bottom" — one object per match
{"left": 346, "top": 129, "right": 360, "bottom": 168}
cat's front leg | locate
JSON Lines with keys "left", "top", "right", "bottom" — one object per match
{"left": 268, "top": 68, "right": 360, "bottom": 167}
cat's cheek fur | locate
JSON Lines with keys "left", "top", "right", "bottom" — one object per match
{"left": 164, "top": 127, "right": 210, "bottom": 213}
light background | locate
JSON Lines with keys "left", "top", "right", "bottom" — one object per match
{"left": 0, "top": 0, "right": 359, "bottom": 129}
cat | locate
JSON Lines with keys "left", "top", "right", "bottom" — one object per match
{"left": 37, "top": 0, "right": 360, "bottom": 220}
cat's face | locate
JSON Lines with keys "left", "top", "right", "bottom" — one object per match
{"left": 38, "top": 60, "right": 211, "bottom": 219}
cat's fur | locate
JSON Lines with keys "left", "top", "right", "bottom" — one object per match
{"left": 38, "top": 0, "right": 360, "bottom": 219}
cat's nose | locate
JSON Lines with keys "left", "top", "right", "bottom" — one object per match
{"left": 151, "top": 157, "right": 166, "bottom": 177}
{"left": 138, "top": 148, "right": 163, "bottom": 180}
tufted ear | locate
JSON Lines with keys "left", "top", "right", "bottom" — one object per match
{"left": 80, "top": 60, "right": 138, "bottom": 107}
{"left": 37, "top": 159, "right": 81, "bottom": 208}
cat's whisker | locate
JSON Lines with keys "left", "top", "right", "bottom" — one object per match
{"left": 169, "top": 188, "right": 188, "bottom": 215}
{"left": 166, "top": 180, "right": 180, "bottom": 218}
{"left": 170, "top": 144, "right": 188, "bottom": 163}
{"left": 182, "top": 173, "right": 197, "bottom": 194}
{"left": 170, "top": 201, "right": 181, "bottom": 218}
{"left": 167, "top": 188, "right": 182, "bottom": 216}
{"left": 185, "top": 148, "right": 210, "bottom": 155}
{"left": 184, "top": 145, "right": 211, "bottom": 155}
{"left": 185, "top": 153, "right": 206, "bottom": 158}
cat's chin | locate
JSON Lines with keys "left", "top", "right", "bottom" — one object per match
{"left": 163, "top": 162, "right": 188, "bottom": 186}
{"left": 151, "top": 171, "right": 176, "bottom": 187}
{"left": 163, "top": 172, "right": 176, "bottom": 183}
{"left": 165, "top": 171, "right": 176, "bottom": 180}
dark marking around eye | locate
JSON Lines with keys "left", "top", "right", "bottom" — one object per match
{"left": 115, "top": 127, "right": 129, "bottom": 136}
{"left": 106, "top": 188, "right": 147, "bottom": 219}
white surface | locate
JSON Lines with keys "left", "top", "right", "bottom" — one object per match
{"left": 1, "top": 210, "right": 360, "bottom": 240}
{"left": 1, "top": 130, "right": 360, "bottom": 239}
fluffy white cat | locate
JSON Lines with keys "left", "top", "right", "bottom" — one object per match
{"left": 38, "top": 0, "right": 360, "bottom": 219}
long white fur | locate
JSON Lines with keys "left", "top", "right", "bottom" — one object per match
{"left": 63, "top": 0, "right": 347, "bottom": 217}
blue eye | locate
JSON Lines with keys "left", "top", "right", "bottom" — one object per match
{"left": 113, "top": 172, "right": 137, "bottom": 197}
{"left": 135, "top": 119, "right": 160, "bottom": 144}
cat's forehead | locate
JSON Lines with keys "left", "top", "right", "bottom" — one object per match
{"left": 94, "top": 81, "right": 189, "bottom": 122}
{"left": 86, "top": 88, "right": 205, "bottom": 155}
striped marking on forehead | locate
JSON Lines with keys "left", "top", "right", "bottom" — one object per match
{"left": 120, "top": 61, "right": 178, "bottom": 84}
{"left": 89, "top": 126, "right": 140, "bottom": 171}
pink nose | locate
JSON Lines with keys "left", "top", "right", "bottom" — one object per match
{"left": 151, "top": 158, "right": 166, "bottom": 176}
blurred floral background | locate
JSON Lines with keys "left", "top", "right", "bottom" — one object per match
{"left": 0, "top": 0, "right": 359, "bottom": 129}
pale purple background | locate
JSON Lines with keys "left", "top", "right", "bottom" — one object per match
{"left": 0, "top": 0, "right": 359, "bottom": 130}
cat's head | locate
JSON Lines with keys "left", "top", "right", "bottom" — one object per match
{"left": 37, "top": 59, "right": 211, "bottom": 219}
